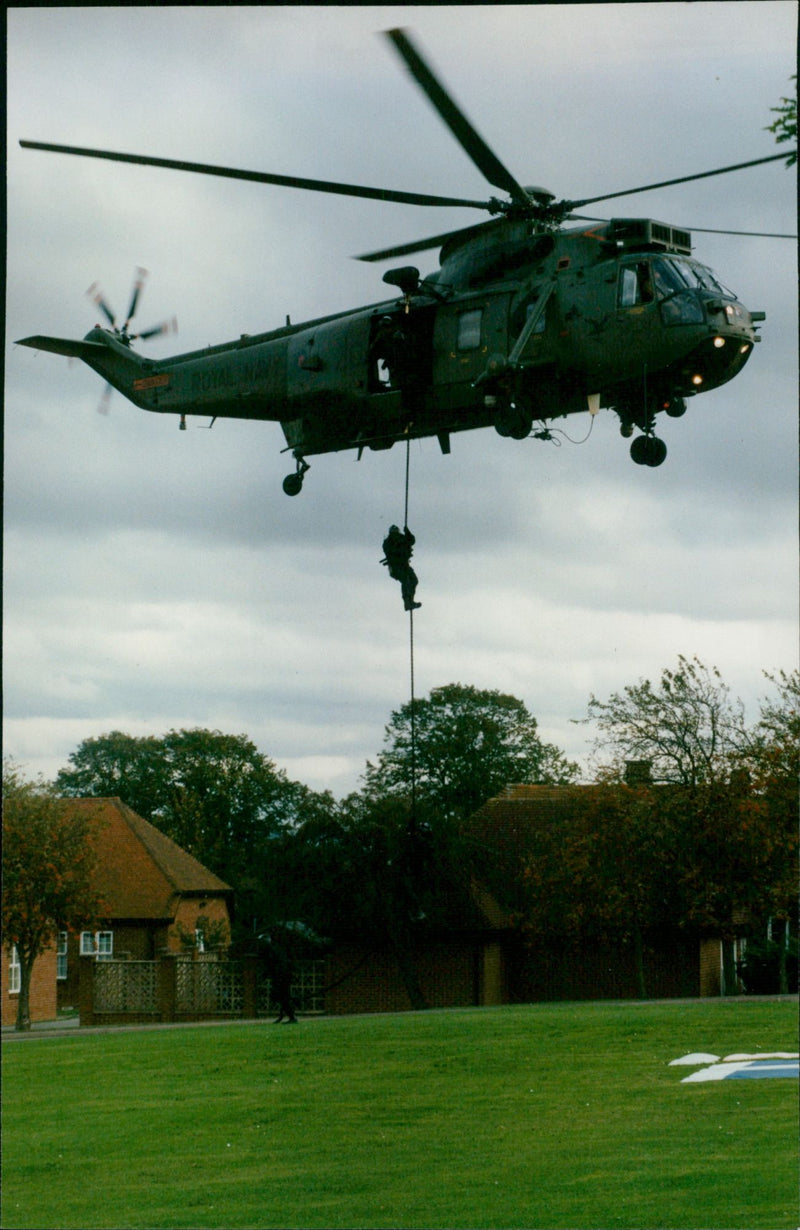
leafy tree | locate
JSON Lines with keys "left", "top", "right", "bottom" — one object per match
{"left": 53, "top": 731, "right": 167, "bottom": 820}
{"left": 583, "top": 655, "right": 747, "bottom": 785}
{"left": 743, "top": 669, "right": 800, "bottom": 991}
{"left": 515, "top": 662, "right": 799, "bottom": 997}
{"left": 55, "top": 728, "right": 310, "bottom": 931}
{"left": 509, "top": 782, "right": 683, "bottom": 998}
{"left": 2, "top": 761, "right": 107, "bottom": 1030}
{"left": 750, "top": 667, "right": 800, "bottom": 782}
{"left": 364, "top": 683, "right": 578, "bottom": 823}
{"left": 268, "top": 790, "right": 474, "bottom": 1009}
{"left": 766, "top": 76, "right": 797, "bottom": 165}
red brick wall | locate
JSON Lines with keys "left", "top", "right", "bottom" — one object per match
{"left": 325, "top": 941, "right": 479, "bottom": 1014}
{"left": 169, "top": 897, "right": 231, "bottom": 951}
{"left": 509, "top": 931, "right": 701, "bottom": 1002}
{"left": 699, "top": 939, "right": 722, "bottom": 997}
{"left": 2, "top": 943, "right": 58, "bottom": 1026}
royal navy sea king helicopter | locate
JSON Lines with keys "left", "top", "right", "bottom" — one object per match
{"left": 18, "top": 28, "right": 794, "bottom": 495}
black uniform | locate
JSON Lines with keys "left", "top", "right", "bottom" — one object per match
{"left": 381, "top": 525, "right": 421, "bottom": 611}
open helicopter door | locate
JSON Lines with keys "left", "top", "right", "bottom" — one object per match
{"left": 367, "top": 305, "right": 435, "bottom": 406}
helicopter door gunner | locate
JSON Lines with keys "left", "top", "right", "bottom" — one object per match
{"left": 370, "top": 315, "right": 411, "bottom": 389}
{"left": 381, "top": 525, "right": 421, "bottom": 610}
{"left": 369, "top": 315, "right": 423, "bottom": 407}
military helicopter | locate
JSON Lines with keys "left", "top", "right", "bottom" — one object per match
{"left": 17, "top": 28, "right": 794, "bottom": 495}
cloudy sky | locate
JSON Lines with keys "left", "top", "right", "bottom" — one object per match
{"left": 5, "top": 3, "right": 797, "bottom": 796}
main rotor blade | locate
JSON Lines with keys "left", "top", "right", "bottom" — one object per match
{"left": 385, "top": 28, "right": 530, "bottom": 209}
{"left": 678, "top": 223, "right": 798, "bottom": 239}
{"left": 355, "top": 225, "right": 484, "bottom": 262}
{"left": 567, "top": 152, "right": 794, "bottom": 211}
{"left": 19, "top": 140, "right": 490, "bottom": 211}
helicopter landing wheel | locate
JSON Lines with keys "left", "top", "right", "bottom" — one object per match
{"left": 664, "top": 395, "right": 687, "bottom": 418}
{"left": 494, "top": 403, "right": 532, "bottom": 440}
{"left": 630, "top": 434, "right": 667, "bottom": 467}
{"left": 282, "top": 473, "right": 304, "bottom": 496}
{"left": 282, "top": 454, "right": 310, "bottom": 496}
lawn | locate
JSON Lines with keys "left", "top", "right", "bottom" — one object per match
{"left": 2, "top": 998, "right": 797, "bottom": 1229}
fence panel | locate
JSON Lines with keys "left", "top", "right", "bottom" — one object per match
{"left": 84, "top": 954, "right": 326, "bottom": 1024}
{"left": 257, "top": 958, "right": 327, "bottom": 1016}
{"left": 175, "top": 956, "right": 243, "bottom": 1015}
{"left": 93, "top": 960, "right": 158, "bottom": 1014}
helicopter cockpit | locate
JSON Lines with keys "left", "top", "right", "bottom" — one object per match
{"left": 617, "top": 254, "right": 746, "bottom": 328}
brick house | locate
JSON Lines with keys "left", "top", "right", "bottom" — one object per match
{"left": 1, "top": 943, "right": 58, "bottom": 1027}
{"left": 57, "top": 797, "right": 233, "bottom": 1009}
{"left": 464, "top": 783, "right": 738, "bottom": 1001}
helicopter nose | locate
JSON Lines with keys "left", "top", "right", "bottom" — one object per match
{"left": 680, "top": 330, "right": 756, "bottom": 393}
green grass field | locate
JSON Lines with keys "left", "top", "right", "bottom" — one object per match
{"left": 2, "top": 999, "right": 797, "bottom": 1229}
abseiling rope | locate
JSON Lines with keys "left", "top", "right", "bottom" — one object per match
{"left": 404, "top": 436, "right": 417, "bottom": 835}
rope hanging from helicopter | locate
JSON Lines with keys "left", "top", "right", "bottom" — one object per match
{"left": 404, "top": 435, "right": 418, "bottom": 838}
{"left": 379, "top": 433, "right": 421, "bottom": 835}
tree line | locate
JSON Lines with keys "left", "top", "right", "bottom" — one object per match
{"left": 4, "top": 659, "right": 797, "bottom": 1026}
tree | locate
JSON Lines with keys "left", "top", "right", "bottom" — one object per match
{"left": 55, "top": 728, "right": 310, "bottom": 932}
{"left": 510, "top": 782, "right": 684, "bottom": 999}
{"left": 268, "top": 789, "right": 474, "bottom": 1009}
{"left": 583, "top": 655, "right": 747, "bottom": 785}
{"left": 742, "top": 669, "right": 800, "bottom": 992}
{"left": 53, "top": 731, "right": 168, "bottom": 821}
{"left": 2, "top": 762, "right": 107, "bottom": 1030}
{"left": 364, "top": 683, "right": 578, "bottom": 823}
{"left": 766, "top": 76, "right": 797, "bottom": 165}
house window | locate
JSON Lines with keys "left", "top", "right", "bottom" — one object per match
{"left": 457, "top": 309, "right": 482, "bottom": 350}
{"left": 57, "top": 932, "right": 68, "bottom": 980}
{"left": 96, "top": 932, "right": 113, "bottom": 959}
{"left": 9, "top": 946, "right": 21, "bottom": 994}
{"left": 80, "top": 931, "right": 114, "bottom": 959}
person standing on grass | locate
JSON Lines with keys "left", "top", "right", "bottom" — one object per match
{"left": 259, "top": 932, "right": 298, "bottom": 1024}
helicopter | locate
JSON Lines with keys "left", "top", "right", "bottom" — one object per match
{"left": 17, "top": 27, "right": 795, "bottom": 496}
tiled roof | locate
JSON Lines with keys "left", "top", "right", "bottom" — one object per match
{"left": 466, "top": 783, "right": 600, "bottom": 850}
{"left": 59, "top": 797, "right": 232, "bottom": 922}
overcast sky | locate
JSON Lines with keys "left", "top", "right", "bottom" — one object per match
{"left": 5, "top": 3, "right": 798, "bottom": 797}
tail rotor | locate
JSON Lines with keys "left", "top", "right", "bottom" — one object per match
{"left": 85, "top": 267, "right": 177, "bottom": 413}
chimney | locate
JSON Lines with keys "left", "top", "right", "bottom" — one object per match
{"left": 624, "top": 760, "right": 652, "bottom": 786}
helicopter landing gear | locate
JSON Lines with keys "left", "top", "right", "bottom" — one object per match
{"left": 493, "top": 401, "right": 532, "bottom": 440}
{"left": 630, "top": 434, "right": 667, "bottom": 467}
{"left": 282, "top": 454, "right": 309, "bottom": 496}
{"left": 663, "top": 395, "right": 687, "bottom": 418}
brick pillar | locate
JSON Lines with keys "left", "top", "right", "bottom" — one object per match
{"left": 157, "top": 954, "right": 178, "bottom": 1021}
{"left": 78, "top": 956, "right": 95, "bottom": 1027}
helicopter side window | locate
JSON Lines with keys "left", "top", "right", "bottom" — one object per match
{"left": 457, "top": 309, "right": 483, "bottom": 350}
{"left": 618, "top": 262, "right": 654, "bottom": 308}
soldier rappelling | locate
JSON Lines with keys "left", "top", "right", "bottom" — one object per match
{"left": 381, "top": 525, "right": 421, "bottom": 611}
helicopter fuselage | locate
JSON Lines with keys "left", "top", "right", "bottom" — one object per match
{"left": 17, "top": 24, "right": 788, "bottom": 491}
{"left": 20, "top": 216, "right": 763, "bottom": 484}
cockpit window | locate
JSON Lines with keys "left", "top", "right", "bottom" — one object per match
{"left": 618, "top": 262, "right": 655, "bottom": 308}
{"left": 669, "top": 259, "right": 732, "bottom": 297}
